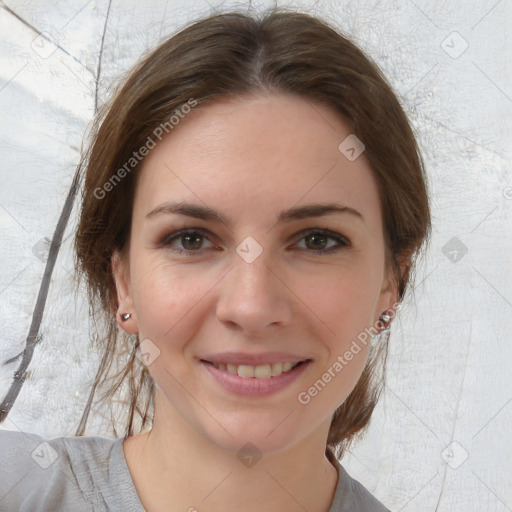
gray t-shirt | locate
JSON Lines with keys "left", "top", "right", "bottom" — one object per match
{"left": 0, "top": 429, "right": 391, "bottom": 511}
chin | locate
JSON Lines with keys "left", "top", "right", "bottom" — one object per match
{"left": 198, "top": 413, "right": 305, "bottom": 457}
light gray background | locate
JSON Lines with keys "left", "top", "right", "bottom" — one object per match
{"left": 1, "top": 1, "right": 511, "bottom": 510}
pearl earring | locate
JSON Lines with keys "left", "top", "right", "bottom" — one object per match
{"left": 379, "top": 312, "right": 391, "bottom": 323}
{"left": 121, "top": 313, "right": 132, "bottom": 321}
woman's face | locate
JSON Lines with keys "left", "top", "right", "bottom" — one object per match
{"left": 113, "top": 93, "right": 397, "bottom": 454}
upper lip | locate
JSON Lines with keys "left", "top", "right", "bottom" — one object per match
{"left": 200, "top": 352, "right": 312, "bottom": 366}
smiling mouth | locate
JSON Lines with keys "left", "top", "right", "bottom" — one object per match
{"left": 201, "top": 360, "right": 310, "bottom": 378}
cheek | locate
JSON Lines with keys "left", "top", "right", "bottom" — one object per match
{"left": 131, "top": 259, "right": 198, "bottom": 339}
{"left": 131, "top": 265, "right": 204, "bottom": 387}
{"left": 296, "top": 276, "right": 373, "bottom": 413}
{"left": 292, "top": 265, "right": 377, "bottom": 399}
{"left": 131, "top": 258, "right": 224, "bottom": 359}
{"left": 294, "top": 262, "right": 379, "bottom": 340}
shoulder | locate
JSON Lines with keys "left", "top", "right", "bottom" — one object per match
{"left": 0, "top": 428, "right": 123, "bottom": 512}
{"left": 329, "top": 457, "right": 392, "bottom": 512}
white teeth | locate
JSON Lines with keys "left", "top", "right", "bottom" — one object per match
{"left": 282, "top": 362, "right": 293, "bottom": 372}
{"left": 271, "top": 362, "right": 283, "bottom": 376}
{"left": 236, "top": 365, "right": 254, "bottom": 378}
{"left": 254, "top": 365, "right": 272, "bottom": 379}
{"left": 211, "top": 361, "right": 302, "bottom": 378}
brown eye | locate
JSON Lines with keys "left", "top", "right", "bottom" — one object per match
{"left": 294, "top": 229, "right": 350, "bottom": 255}
{"left": 304, "top": 233, "right": 329, "bottom": 250}
{"left": 160, "top": 229, "right": 216, "bottom": 256}
{"left": 180, "top": 232, "right": 204, "bottom": 251}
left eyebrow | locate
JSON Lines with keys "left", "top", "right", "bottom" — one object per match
{"left": 145, "top": 201, "right": 364, "bottom": 227}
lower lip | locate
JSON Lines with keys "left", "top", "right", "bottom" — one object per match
{"left": 200, "top": 360, "right": 311, "bottom": 397}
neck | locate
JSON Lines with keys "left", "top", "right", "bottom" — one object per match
{"left": 123, "top": 390, "right": 339, "bottom": 512}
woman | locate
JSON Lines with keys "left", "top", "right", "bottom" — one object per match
{"left": 0, "top": 8, "right": 430, "bottom": 511}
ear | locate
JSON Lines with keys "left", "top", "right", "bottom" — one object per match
{"left": 375, "top": 250, "right": 410, "bottom": 328}
{"left": 375, "top": 269, "right": 398, "bottom": 326}
{"left": 111, "top": 249, "right": 138, "bottom": 334}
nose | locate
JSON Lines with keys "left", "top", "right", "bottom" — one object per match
{"left": 215, "top": 251, "right": 293, "bottom": 336}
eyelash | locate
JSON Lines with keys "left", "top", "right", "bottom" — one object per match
{"left": 158, "top": 228, "right": 351, "bottom": 257}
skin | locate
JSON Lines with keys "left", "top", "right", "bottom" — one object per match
{"left": 112, "top": 92, "right": 399, "bottom": 512}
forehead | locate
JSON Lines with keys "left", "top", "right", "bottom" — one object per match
{"left": 133, "top": 93, "right": 382, "bottom": 230}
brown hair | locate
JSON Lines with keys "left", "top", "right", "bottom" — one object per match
{"left": 73, "top": 8, "right": 430, "bottom": 458}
